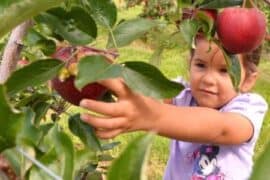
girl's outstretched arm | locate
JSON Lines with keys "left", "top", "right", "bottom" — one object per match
{"left": 80, "top": 78, "right": 253, "bottom": 145}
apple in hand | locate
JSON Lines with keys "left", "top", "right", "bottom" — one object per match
{"left": 51, "top": 46, "right": 114, "bottom": 106}
{"left": 217, "top": 7, "right": 266, "bottom": 54}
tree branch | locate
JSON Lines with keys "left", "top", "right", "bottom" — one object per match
{"left": 264, "top": 0, "right": 270, "bottom": 5}
{"left": 265, "top": 34, "right": 270, "bottom": 41}
{"left": 0, "top": 20, "right": 33, "bottom": 84}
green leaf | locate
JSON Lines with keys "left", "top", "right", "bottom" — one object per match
{"left": 195, "top": 10, "right": 215, "bottom": 39}
{"left": 17, "top": 108, "right": 42, "bottom": 146}
{"left": 68, "top": 114, "right": 101, "bottom": 151}
{"left": 178, "top": 0, "right": 194, "bottom": 8}
{"left": 107, "top": 18, "right": 159, "bottom": 48}
{"left": 0, "top": 0, "right": 20, "bottom": 11}
{"left": 101, "top": 141, "right": 121, "bottom": 151}
{"left": 28, "top": 148, "right": 59, "bottom": 180}
{"left": 180, "top": 19, "right": 200, "bottom": 48}
{"left": 32, "top": 102, "right": 51, "bottom": 126}
{"left": 74, "top": 149, "right": 97, "bottom": 174}
{"left": 5, "top": 59, "right": 64, "bottom": 96}
{"left": 81, "top": 0, "right": 117, "bottom": 27}
{"left": 76, "top": 57, "right": 183, "bottom": 99}
{"left": 25, "top": 29, "right": 57, "bottom": 56}
{"left": 35, "top": 6, "right": 97, "bottom": 45}
{"left": 250, "top": 141, "right": 270, "bottom": 180}
{"left": 149, "top": 46, "right": 164, "bottom": 67}
{"left": 107, "top": 133, "right": 154, "bottom": 180}
{"left": 123, "top": 61, "right": 184, "bottom": 99}
{"left": 75, "top": 56, "right": 122, "bottom": 89}
{"left": 16, "top": 93, "right": 51, "bottom": 107}
{"left": 2, "top": 148, "right": 21, "bottom": 176}
{"left": 0, "top": 0, "right": 64, "bottom": 38}
{"left": 220, "top": 50, "right": 241, "bottom": 89}
{"left": 0, "top": 85, "right": 24, "bottom": 152}
{"left": 198, "top": 0, "right": 243, "bottom": 9}
{"left": 52, "top": 126, "right": 74, "bottom": 180}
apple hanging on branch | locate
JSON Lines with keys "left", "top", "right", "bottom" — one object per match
{"left": 216, "top": 7, "right": 266, "bottom": 54}
{"left": 50, "top": 45, "right": 118, "bottom": 106}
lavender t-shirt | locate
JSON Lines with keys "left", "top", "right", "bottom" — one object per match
{"left": 164, "top": 86, "right": 268, "bottom": 180}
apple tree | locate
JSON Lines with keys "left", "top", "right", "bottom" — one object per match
{"left": 0, "top": 0, "right": 269, "bottom": 179}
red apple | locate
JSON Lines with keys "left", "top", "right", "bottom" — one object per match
{"left": 50, "top": 46, "right": 114, "bottom": 106}
{"left": 217, "top": 7, "right": 266, "bottom": 54}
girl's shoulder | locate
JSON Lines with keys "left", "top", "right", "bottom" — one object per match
{"left": 171, "top": 77, "right": 194, "bottom": 106}
{"left": 223, "top": 92, "right": 268, "bottom": 112}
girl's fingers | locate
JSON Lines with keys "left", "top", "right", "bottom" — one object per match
{"left": 80, "top": 99, "right": 121, "bottom": 117}
{"left": 81, "top": 113, "right": 127, "bottom": 130}
{"left": 98, "top": 78, "right": 130, "bottom": 98}
{"left": 95, "top": 129, "right": 123, "bottom": 139}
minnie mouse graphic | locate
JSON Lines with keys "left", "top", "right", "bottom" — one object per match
{"left": 191, "top": 145, "right": 225, "bottom": 180}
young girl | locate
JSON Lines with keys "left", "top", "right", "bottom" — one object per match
{"left": 79, "top": 37, "right": 268, "bottom": 179}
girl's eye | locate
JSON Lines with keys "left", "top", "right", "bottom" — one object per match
{"left": 220, "top": 68, "right": 228, "bottom": 73}
{"left": 195, "top": 63, "right": 205, "bottom": 68}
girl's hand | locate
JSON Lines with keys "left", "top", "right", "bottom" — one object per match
{"left": 79, "top": 78, "right": 161, "bottom": 139}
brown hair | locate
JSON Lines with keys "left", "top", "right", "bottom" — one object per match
{"left": 242, "top": 45, "right": 262, "bottom": 75}
{"left": 190, "top": 35, "right": 262, "bottom": 76}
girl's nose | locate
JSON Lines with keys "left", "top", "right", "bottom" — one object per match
{"left": 201, "top": 71, "right": 216, "bottom": 85}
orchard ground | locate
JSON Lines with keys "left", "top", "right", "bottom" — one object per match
{"left": 56, "top": 4, "right": 270, "bottom": 180}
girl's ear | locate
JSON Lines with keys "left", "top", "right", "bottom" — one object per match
{"left": 240, "top": 72, "right": 258, "bottom": 93}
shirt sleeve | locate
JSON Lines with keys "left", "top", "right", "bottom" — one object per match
{"left": 221, "top": 93, "right": 268, "bottom": 143}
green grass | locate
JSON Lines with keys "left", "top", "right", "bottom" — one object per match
{"left": 253, "top": 60, "right": 270, "bottom": 160}
{"left": 58, "top": 3, "right": 270, "bottom": 179}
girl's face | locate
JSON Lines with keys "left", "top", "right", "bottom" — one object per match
{"left": 189, "top": 39, "right": 246, "bottom": 108}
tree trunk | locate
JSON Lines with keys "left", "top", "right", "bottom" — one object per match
{"left": 0, "top": 20, "right": 33, "bottom": 84}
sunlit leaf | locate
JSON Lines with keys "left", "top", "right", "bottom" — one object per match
{"left": 107, "top": 18, "right": 159, "bottom": 48}
{"left": 180, "top": 19, "right": 200, "bottom": 48}
{"left": 52, "top": 126, "right": 74, "bottom": 180}
{"left": 6, "top": 59, "right": 64, "bottom": 95}
{"left": 68, "top": 114, "right": 101, "bottom": 151}
{"left": 81, "top": 0, "right": 117, "bottom": 27}
{"left": 75, "top": 56, "right": 122, "bottom": 89}
{"left": 107, "top": 133, "right": 154, "bottom": 180}
{"left": 17, "top": 108, "right": 42, "bottom": 146}
{"left": 195, "top": 10, "right": 215, "bottom": 39}
{"left": 76, "top": 57, "right": 183, "bottom": 99}
{"left": 0, "top": 85, "right": 24, "bottom": 152}
{"left": 123, "top": 61, "right": 184, "bottom": 98}
{"left": 0, "top": 0, "right": 64, "bottom": 38}
{"left": 35, "top": 6, "right": 97, "bottom": 45}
